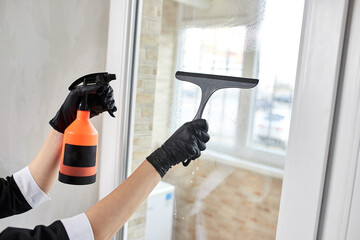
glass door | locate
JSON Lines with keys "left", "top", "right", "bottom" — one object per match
{"left": 125, "top": 0, "right": 305, "bottom": 239}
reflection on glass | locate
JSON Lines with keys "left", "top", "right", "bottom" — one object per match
{"left": 128, "top": 0, "right": 304, "bottom": 239}
{"left": 181, "top": 27, "right": 246, "bottom": 75}
{"left": 176, "top": 27, "right": 245, "bottom": 148}
{"left": 251, "top": 0, "right": 302, "bottom": 152}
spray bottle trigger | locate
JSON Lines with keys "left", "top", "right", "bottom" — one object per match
{"left": 107, "top": 109, "right": 115, "bottom": 118}
{"left": 69, "top": 72, "right": 116, "bottom": 90}
{"left": 182, "top": 159, "right": 192, "bottom": 167}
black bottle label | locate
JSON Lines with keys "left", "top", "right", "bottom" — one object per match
{"left": 63, "top": 144, "right": 97, "bottom": 167}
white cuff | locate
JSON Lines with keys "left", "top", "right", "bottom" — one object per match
{"left": 61, "top": 213, "right": 95, "bottom": 240}
{"left": 13, "top": 166, "right": 51, "bottom": 208}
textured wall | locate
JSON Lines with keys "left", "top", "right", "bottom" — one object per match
{"left": 152, "top": 0, "right": 178, "bottom": 147}
{"left": 127, "top": 0, "right": 164, "bottom": 239}
{"left": 0, "top": 0, "right": 109, "bottom": 231}
{"left": 131, "top": 0, "right": 164, "bottom": 172}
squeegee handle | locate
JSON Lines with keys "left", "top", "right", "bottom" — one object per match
{"left": 194, "top": 87, "right": 216, "bottom": 120}
{"left": 181, "top": 98, "right": 203, "bottom": 166}
{"left": 181, "top": 88, "right": 214, "bottom": 167}
{"left": 182, "top": 159, "right": 192, "bottom": 167}
{"left": 192, "top": 98, "right": 205, "bottom": 120}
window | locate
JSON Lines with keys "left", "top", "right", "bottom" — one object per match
{"left": 173, "top": 0, "right": 302, "bottom": 170}
{"left": 124, "top": 0, "right": 305, "bottom": 239}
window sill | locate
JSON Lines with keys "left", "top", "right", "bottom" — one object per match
{"left": 202, "top": 150, "right": 284, "bottom": 179}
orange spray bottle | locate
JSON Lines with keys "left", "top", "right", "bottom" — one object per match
{"left": 58, "top": 73, "right": 116, "bottom": 185}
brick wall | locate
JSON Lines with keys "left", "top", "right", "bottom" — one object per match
{"left": 152, "top": 0, "right": 178, "bottom": 146}
{"left": 127, "top": 0, "right": 163, "bottom": 239}
{"left": 132, "top": 0, "right": 163, "bottom": 171}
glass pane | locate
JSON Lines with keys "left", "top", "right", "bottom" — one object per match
{"left": 127, "top": 0, "right": 304, "bottom": 239}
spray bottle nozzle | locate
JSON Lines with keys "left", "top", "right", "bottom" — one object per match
{"left": 108, "top": 74, "right": 116, "bottom": 81}
{"left": 69, "top": 72, "right": 117, "bottom": 116}
{"left": 68, "top": 72, "right": 117, "bottom": 91}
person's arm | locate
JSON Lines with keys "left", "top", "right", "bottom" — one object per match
{"left": 0, "top": 129, "right": 62, "bottom": 219}
{"left": 28, "top": 128, "right": 63, "bottom": 195}
{"left": 0, "top": 221, "right": 69, "bottom": 240}
{"left": 86, "top": 119, "right": 210, "bottom": 240}
{"left": 86, "top": 160, "right": 160, "bottom": 240}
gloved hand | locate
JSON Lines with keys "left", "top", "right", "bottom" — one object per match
{"left": 49, "top": 85, "right": 117, "bottom": 133}
{"left": 147, "top": 119, "right": 210, "bottom": 177}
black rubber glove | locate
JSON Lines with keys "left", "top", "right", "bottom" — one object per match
{"left": 147, "top": 119, "right": 210, "bottom": 177}
{"left": 49, "top": 85, "right": 117, "bottom": 133}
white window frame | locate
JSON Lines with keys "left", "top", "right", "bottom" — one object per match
{"left": 317, "top": 0, "right": 360, "bottom": 239}
{"left": 276, "top": 0, "right": 349, "bottom": 239}
{"left": 98, "top": 0, "right": 141, "bottom": 239}
{"left": 101, "top": 0, "right": 350, "bottom": 240}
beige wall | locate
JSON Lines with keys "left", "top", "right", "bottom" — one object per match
{"left": 152, "top": 0, "right": 179, "bottom": 147}
{"left": 132, "top": 0, "right": 164, "bottom": 172}
{"left": 127, "top": 0, "right": 164, "bottom": 239}
{"left": 0, "top": 0, "right": 109, "bottom": 231}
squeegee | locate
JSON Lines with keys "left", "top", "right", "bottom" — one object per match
{"left": 175, "top": 71, "right": 259, "bottom": 166}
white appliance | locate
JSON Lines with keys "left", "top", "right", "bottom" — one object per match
{"left": 145, "top": 181, "right": 175, "bottom": 240}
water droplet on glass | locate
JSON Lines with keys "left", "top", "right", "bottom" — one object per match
{"left": 182, "top": 217, "right": 185, "bottom": 220}
{"left": 192, "top": 171, "right": 194, "bottom": 175}
{"left": 196, "top": 167, "right": 199, "bottom": 171}
{"left": 190, "top": 180, "right": 193, "bottom": 183}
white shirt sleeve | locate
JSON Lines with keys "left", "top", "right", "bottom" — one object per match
{"left": 13, "top": 166, "right": 51, "bottom": 208}
{"left": 61, "top": 213, "right": 95, "bottom": 240}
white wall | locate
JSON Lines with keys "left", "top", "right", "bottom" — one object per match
{"left": 0, "top": 0, "right": 110, "bottom": 230}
